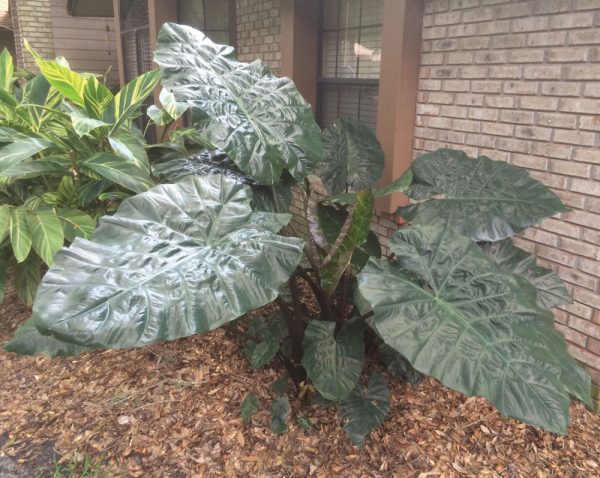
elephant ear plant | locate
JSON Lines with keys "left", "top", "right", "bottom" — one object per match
{"left": 0, "top": 45, "right": 160, "bottom": 305}
{"left": 5, "top": 24, "right": 591, "bottom": 446}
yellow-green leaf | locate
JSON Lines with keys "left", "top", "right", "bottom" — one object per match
{"left": 26, "top": 208, "right": 64, "bottom": 265}
{"left": 9, "top": 207, "right": 32, "bottom": 262}
{"left": 0, "top": 204, "right": 9, "bottom": 244}
{"left": 112, "top": 69, "right": 161, "bottom": 132}
{"left": 26, "top": 41, "right": 86, "bottom": 107}
{"left": 82, "top": 152, "right": 154, "bottom": 193}
{"left": 0, "top": 48, "right": 14, "bottom": 92}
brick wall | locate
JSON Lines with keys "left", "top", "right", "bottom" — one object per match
{"left": 235, "top": 0, "right": 281, "bottom": 74}
{"left": 415, "top": 0, "right": 600, "bottom": 396}
{"left": 10, "top": 0, "right": 55, "bottom": 70}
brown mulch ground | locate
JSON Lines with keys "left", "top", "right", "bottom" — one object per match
{"left": 1, "top": 286, "right": 599, "bottom": 478}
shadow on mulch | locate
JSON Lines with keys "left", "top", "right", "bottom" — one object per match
{"left": 0, "top": 432, "right": 57, "bottom": 478}
{"left": 1, "top": 285, "right": 599, "bottom": 478}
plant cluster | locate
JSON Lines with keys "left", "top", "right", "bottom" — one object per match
{"left": 0, "top": 45, "right": 160, "bottom": 304}
{"left": 5, "top": 24, "right": 591, "bottom": 446}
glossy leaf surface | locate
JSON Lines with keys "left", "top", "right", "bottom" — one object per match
{"left": 399, "top": 149, "right": 567, "bottom": 241}
{"left": 302, "top": 320, "right": 364, "bottom": 401}
{"left": 318, "top": 117, "right": 384, "bottom": 195}
{"left": 358, "top": 225, "right": 591, "bottom": 434}
{"left": 16, "top": 175, "right": 303, "bottom": 353}
{"left": 339, "top": 372, "right": 389, "bottom": 447}
{"left": 155, "top": 23, "right": 322, "bottom": 185}
{"left": 5, "top": 318, "right": 94, "bottom": 356}
{"left": 481, "top": 239, "right": 571, "bottom": 309}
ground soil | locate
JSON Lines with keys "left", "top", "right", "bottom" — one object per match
{"left": 0, "top": 285, "right": 599, "bottom": 478}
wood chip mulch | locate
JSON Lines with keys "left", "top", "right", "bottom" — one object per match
{"left": 1, "top": 286, "right": 599, "bottom": 478}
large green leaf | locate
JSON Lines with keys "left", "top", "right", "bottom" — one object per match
{"left": 0, "top": 48, "right": 14, "bottom": 92}
{"left": 82, "top": 152, "right": 153, "bottom": 193}
{"left": 26, "top": 208, "right": 64, "bottom": 265}
{"left": 0, "top": 136, "right": 53, "bottom": 174}
{"left": 318, "top": 116, "right": 384, "bottom": 195}
{"left": 9, "top": 207, "right": 32, "bottom": 262}
{"left": 12, "top": 175, "right": 303, "bottom": 353}
{"left": 5, "top": 319, "right": 95, "bottom": 356}
{"left": 111, "top": 69, "right": 161, "bottom": 133}
{"left": 339, "top": 372, "right": 389, "bottom": 448}
{"left": 481, "top": 239, "right": 571, "bottom": 310}
{"left": 326, "top": 169, "right": 413, "bottom": 206}
{"left": 154, "top": 23, "right": 322, "bottom": 185}
{"left": 399, "top": 149, "right": 567, "bottom": 241}
{"left": 302, "top": 320, "right": 364, "bottom": 401}
{"left": 358, "top": 225, "right": 591, "bottom": 434}
{"left": 320, "top": 189, "right": 374, "bottom": 294}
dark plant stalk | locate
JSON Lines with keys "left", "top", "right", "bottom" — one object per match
{"left": 295, "top": 267, "right": 337, "bottom": 322}
{"left": 337, "top": 270, "right": 351, "bottom": 324}
{"left": 275, "top": 296, "right": 306, "bottom": 385}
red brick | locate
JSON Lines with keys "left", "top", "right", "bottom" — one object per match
{"left": 537, "top": 112, "right": 577, "bottom": 129}
{"left": 579, "top": 116, "right": 600, "bottom": 132}
{"left": 527, "top": 31, "right": 567, "bottom": 47}
{"left": 511, "top": 16, "right": 549, "bottom": 32}
{"left": 523, "top": 65, "right": 563, "bottom": 80}
{"left": 569, "top": 316, "right": 600, "bottom": 340}
{"left": 549, "top": 160, "right": 592, "bottom": 178}
{"left": 553, "top": 129, "right": 596, "bottom": 146}
{"left": 500, "top": 109, "right": 535, "bottom": 124}
{"left": 503, "top": 81, "right": 539, "bottom": 95}
{"left": 541, "top": 82, "right": 581, "bottom": 97}
{"left": 565, "top": 65, "right": 600, "bottom": 81}
{"left": 562, "top": 302, "right": 594, "bottom": 320}
{"left": 520, "top": 96, "right": 558, "bottom": 111}
{"left": 549, "top": 12, "right": 595, "bottom": 30}
{"left": 531, "top": 141, "right": 572, "bottom": 159}
{"left": 509, "top": 49, "right": 545, "bottom": 63}
{"left": 571, "top": 178, "right": 600, "bottom": 195}
{"left": 515, "top": 125, "right": 552, "bottom": 141}
{"left": 540, "top": 217, "right": 581, "bottom": 238}
{"left": 555, "top": 323, "right": 588, "bottom": 348}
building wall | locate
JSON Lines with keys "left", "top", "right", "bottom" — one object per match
{"left": 415, "top": 0, "right": 600, "bottom": 392}
{"left": 51, "top": 0, "right": 119, "bottom": 83}
{"left": 10, "top": 0, "right": 55, "bottom": 70}
{"left": 235, "top": 0, "right": 281, "bottom": 74}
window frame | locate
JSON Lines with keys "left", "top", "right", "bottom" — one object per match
{"left": 316, "top": 0, "right": 382, "bottom": 130}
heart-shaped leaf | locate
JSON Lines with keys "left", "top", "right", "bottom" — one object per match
{"left": 358, "top": 225, "right": 591, "bottom": 434}
{"left": 399, "top": 149, "right": 567, "bottom": 241}
{"left": 9, "top": 175, "right": 304, "bottom": 353}
{"left": 154, "top": 23, "right": 322, "bottom": 185}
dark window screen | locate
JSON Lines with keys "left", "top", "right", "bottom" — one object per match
{"left": 319, "top": 0, "right": 383, "bottom": 131}
{"left": 177, "top": 0, "right": 234, "bottom": 46}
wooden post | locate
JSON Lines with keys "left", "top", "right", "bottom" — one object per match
{"left": 375, "top": 0, "right": 424, "bottom": 213}
{"left": 280, "top": 0, "right": 319, "bottom": 109}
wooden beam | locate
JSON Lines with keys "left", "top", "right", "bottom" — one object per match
{"left": 375, "top": 0, "right": 424, "bottom": 213}
{"left": 112, "top": 0, "right": 125, "bottom": 87}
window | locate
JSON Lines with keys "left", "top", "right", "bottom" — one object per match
{"left": 177, "top": 0, "right": 235, "bottom": 46}
{"left": 318, "top": 0, "right": 383, "bottom": 130}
